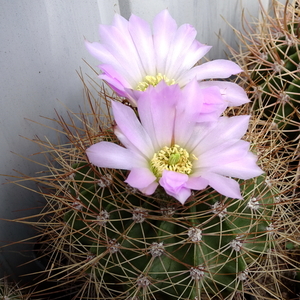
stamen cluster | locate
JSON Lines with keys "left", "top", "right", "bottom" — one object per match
{"left": 150, "top": 144, "right": 195, "bottom": 178}
{"left": 136, "top": 73, "right": 175, "bottom": 91}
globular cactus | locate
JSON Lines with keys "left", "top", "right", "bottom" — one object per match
{"left": 228, "top": 0, "right": 300, "bottom": 142}
{"left": 17, "top": 78, "right": 298, "bottom": 300}
{"left": 65, "top": 162, "right": 275, "bottom": 300}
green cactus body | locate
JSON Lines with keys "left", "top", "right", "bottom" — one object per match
{"left": 244, "top": 8, "right": 300, "bottom": 140}
{"left": 63, "top": 161, "right": 276, "bottom": 299}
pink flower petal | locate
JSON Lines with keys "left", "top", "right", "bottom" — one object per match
{"left": 128, "top": 14, "right": 156, "bottom": 76}
{"left": 198, "top": 140, "right": 252, "bottom": 168}
{"left": 125, "top": 88, "right": 143, "bottom": 107}
{"left": 159, "top": 170, "right": 191, "bottom": 204}
{"left": 153, "top": 10, "right": 178, "bottom": 73}
{"left": 198, "top": 81, "right": 250, "bottom": 106}
{"left": 200, "top": 86, "right": 227, "bottom": 114}
{"left": 216, "top": 115, "right": 250, "bottom": 140}
{"left": 165, "top": 24, "right": 199, "bottom": 79}
{"left": 209, "top": 153, "right": 263, "bottom": 179}
{"left": 99, "top": 64, "right": 132, "bottom": 98}
{"left": 112, "top": 101, "right": 155, "bottom": 158}
{"left": 111, "top": 12, "right": 129, "bottom": 28}
{"left": 86, "top": 142, "right": 136, "bottom": 169}
{"left": 179, "top": 60, "right": 243, "bottom": 85}
{"left": 174, "top": 80, "right": 226, "bottom": 147}
{"left": 85, "top": 41, "right": 139, "bottom": 88}
{"left": 184, "top": 121, "right": 218, "bottom": 154}
{"left": 85, "top": 41, "right": 118, "bottom": 68}
{"left": 191, "top": 116, "right": 250, "bottom": 156}
{"left": 201, "top": 173, "right": 243, "bottom": 199}
{"left": 100, "top": 75, "right": 129, "bottom": 99}
{"left": 193, "top": 140, "right": 262, "bottom": 180}
{"left": 174, "top": 80, "right": 203, "bottom": 145}
{"left": 97, "top": 21, "right": 145, "bottom": 82}
{"left": 137, "top": 82, "right": 179, "bottom": 150}
{"left": 194, "top": 86, "right": 227, "bottom": 122}
{"left": 125, "top": 168, "right": 158, "bottom": 195}
{"left": 180, "top": 40, "right": 212, "bottom": 73}
{"left": 141, "top": 181, "right": 160, "bottom": 195}
{"left": 185, "top": 176, "right": 208, "bottom": 190}
{"left": 99, "top": 64, "right": 131, "bottom": 87}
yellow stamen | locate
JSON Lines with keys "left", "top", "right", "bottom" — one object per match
{"left": 150, "top": 144, "right": 197, "bottom": 178}
{"left": 136, "top": 73, "right": 176, "bottom": 91}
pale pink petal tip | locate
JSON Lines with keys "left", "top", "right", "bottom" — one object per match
{"left": 86, "top": 142, "right": 133, "bottom": 170}
{"left": 125, "top": 168, "right": 158, "bottom": 195}
{"left": 159, "top": 171, "right": 192, "bottom": 204}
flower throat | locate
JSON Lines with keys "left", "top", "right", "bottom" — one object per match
{"left": 136, "top": 73, "right": 176, "bottom": 91}
{"left": 150, "top": 144, "right": 197, "bottom": 178}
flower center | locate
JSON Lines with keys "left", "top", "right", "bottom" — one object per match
{"left": 136, "top": 73, "right": 176, "bottom": 91}
{"left": 150, "top": 144, "right": 196, "bottom": 178}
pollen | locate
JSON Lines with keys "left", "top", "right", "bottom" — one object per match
{"left": 150, "top": 144, "right": 196, "bottom": 178}
{"left": 136, "top": 73, "right": 176, "bottom": 91}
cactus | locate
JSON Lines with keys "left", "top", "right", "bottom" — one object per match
{"left": 0, "top": 277, "right": 28, "bottom": 300}
{"left": 64, "top": 162, "right": 275, "bottom": 299}
{"left": 227, "top": 0, "right": 300, "bottom": 142}
{"left": 6, "top": 3, "right": 300, "bottom": 298}
{"left": 13, "top": 74, "right": 297, "bottom": 300}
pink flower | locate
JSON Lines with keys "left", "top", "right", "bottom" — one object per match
{"left": 85, "top": 10, "right": 248, "bottom": 107}
{"left": 86, "top": 81, "right": 263, "bottom": 205}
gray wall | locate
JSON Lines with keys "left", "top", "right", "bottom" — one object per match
{"left": 0, "top": 0, "right": 279, "bottom": 280}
